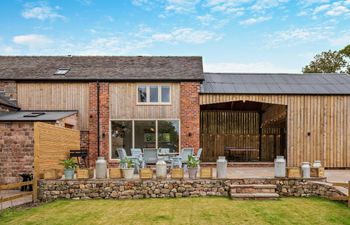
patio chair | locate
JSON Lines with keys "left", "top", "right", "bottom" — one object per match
{"left": 180, "top": 148, "right": 194, "bottom": 164}
{"left": 158, "top": 148, "right": 170, "bottom": 161}
{"left": 195, "top": 148, "right": 203, "bottom": 160}
{"left": 117, "top": 148, "right": 140, "bottom": 173}
{"left": 170, "top": 156, "right": 182, "bottom": 168}
{"left": 131, "top": 148, "right": 145, "bottom": 168}
{"left": 143, "top": 148, "right": 158, "bottom": 165}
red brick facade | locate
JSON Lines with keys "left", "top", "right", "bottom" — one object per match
{"left": 0, "top": 122, "right": 34, "bottom": 183}
{"left": 180, "top": 82, "right": 201, "bottom": 152}
{"left": 88, "top": 82, "right": 110, "bottom": 166}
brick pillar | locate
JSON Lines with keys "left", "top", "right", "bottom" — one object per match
{"left": 180, "top": 82, "right": 200, "bottom": 152}
{"left": 88, "top": 82, "right": 109, "bottom": 166}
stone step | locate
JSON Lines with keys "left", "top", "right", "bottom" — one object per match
{"left": 230, "top": 184, "right": 277, "bottom": 194}
{"left": 230, "top": 193, "right": 280, "bottom": 200}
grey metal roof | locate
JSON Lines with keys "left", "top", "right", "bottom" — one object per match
{"left": 0, "top": 92, "right": 18, "bottom": 108}
{"left": 0, "top": 110, "right": 77, "bottom": 121}
{"left": 0, "top": 56, "right": 203, "bottom": 81}
{"left": 201, "top": 73, "right": 350, "bottom": 95}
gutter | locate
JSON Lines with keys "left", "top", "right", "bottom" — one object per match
{"left": 97, "top": 81, "right": 100, "bottom": 157}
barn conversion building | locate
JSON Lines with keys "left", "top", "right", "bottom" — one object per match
{"left": 0, "top": 56, "right": 349, "bottom": 182}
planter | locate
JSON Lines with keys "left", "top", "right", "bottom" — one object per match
{"left": 64, "top": 168, "right": 75, "bottom": 179}
{"left": 43, "top": 169, "right": 59, "bottom": 180}
{"left": 140, "top": 168, "right": 153, "bottom": 179}
{"left": 286, "top": 167, "right": 301, "bottom": 178}
{"left": 310, "top": 167, "right": 325, "bottom": 177}
{"left": 200, "top": 167, "right": 213, "bottom": 179}
{"left": 109, "top": 168, "right": 122, "bottom": 179}
{"left": 76, "top": 168, "right": 93, "bottom": 179}
{"left": 188, "top": 168, "right": 198, "bottom": 179}
{"left": 122, "top": 168, "right": 134, "bottom": 179}
{"left": 171, "top": 168, "right": 184, "bottom": 179}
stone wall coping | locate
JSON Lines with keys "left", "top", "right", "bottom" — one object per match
{"left": 39, "top": 177, "right": 326, "bottom": 184}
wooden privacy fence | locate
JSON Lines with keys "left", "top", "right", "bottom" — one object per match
{"left": 34, "top": 122, "right": 80, "bottom": 189}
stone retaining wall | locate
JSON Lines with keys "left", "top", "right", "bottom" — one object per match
{"left": 38, "top": 178, "right": 346, "bottom": 202}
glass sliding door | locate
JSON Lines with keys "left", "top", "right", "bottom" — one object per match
{"left": 158, "top": 120, "right": 179, "bottom": 153}
{"left": 134, "top": 121, "right": 156, "bottom": 149}
{"left": 111, "top": 121, "right": 133, "bottom": 159}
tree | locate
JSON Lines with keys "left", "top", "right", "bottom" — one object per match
{"left": 302, "top": 44, "right": 350, "bottom": 74}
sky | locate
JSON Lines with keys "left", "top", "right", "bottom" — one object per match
{"left": 0, "top": 0, "right": 349, "bottom": 73}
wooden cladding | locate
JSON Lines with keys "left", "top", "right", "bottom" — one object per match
{"left": 200, "top": 94, "right": 350, "bottom": 168}
{"left": 109, "top": 83, "right": 180, "bottom": 119}
{"left": 17, "top": 83, "right": 89, "bottom": 130}
{"left": 34, "top": 122, "right": 80, "bottom": 177}
{"left": 200, "top": 111, "right": 283, "bottom": 162}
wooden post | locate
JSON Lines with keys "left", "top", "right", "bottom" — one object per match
{"left": 258, "top": 112, "right": 262, "bottom": 161}
{"left": 33, "top": 122, "right": 39, "bottom": 202}
{"left": 348, "top": 181, "right": 350, "bottom": 208}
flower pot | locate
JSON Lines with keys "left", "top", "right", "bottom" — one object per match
{"left": 122, "top": 168, "right": 134, "bottom": 179}
{"left": 64, "top": 168, "right": 75, "bottom": 179}
{"left": 188, "top": 168, "right": 198, "bottom": 179}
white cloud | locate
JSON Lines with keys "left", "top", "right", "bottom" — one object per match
{"left": 204, "top": 62, "right": 298, "bottom": 73}
{"left": 152, "top": 28, "right": 221, "bottom": 44}
{"left": 22, "top": 3, "right": 65, "bottom": 21}
{"left": 239, "top": 16, "right": 271, "bottom": 25}
{"left": 326, "top": 5, "right": 350, "bottom": 16}
{"left": 12, "top": 34, "right": 53, "bottom": 48}
{"left": 266, "top": 27, "right": 333, "bottom": 48}
{"left": 197, "top": 14, "right": 215, "bottom": 25}
{"left": 313, "top": 4, "right": 330, "bottom": 14}
{"left": 250, "top": 0, "right": 289, "bottom": 12}
{"left": 164, "top": 0, "right": 200, "bottom": 13}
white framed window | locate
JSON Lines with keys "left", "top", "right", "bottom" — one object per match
{"left": 137, "top": 85, "right": 171, "bottom": 105}
{"left": 110, "top": 119, "right": 180, "bottom": 160}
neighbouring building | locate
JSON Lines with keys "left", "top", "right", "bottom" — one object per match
{"left": 0, "top": 56, "right": 350, "bottom": 173}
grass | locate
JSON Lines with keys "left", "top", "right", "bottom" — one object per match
{"left": 0, "top": 197, "right": 349, "bottom": 225}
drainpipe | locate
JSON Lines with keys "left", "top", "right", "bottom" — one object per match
{"left": 97, "top": 81, "right": 100, "bottom": 157}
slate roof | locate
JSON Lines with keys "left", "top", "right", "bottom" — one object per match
{"left": 0, "top": 56, "right": 203, "bottom": 81}
{"left": 0, "top": 110, "right": 77, "bottom": 121}
{"left": 201, "top": 73, "right": 350, "bottom": 95}
{"left": 0, "top": 92, "right": 18, "bottom": 109}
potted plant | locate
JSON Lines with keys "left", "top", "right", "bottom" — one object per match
{"left": 187, "top": 155, "right": 200, "bottom": 179}
{"left": 120, "top": 158, "right": 135, "bottom": 179}
{"left": 62, "top": 158, "right": 77, "bottom": 179}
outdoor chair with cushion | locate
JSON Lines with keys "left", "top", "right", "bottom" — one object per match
{"left": 143, "top": 148, "right": 158, "bottom": 165}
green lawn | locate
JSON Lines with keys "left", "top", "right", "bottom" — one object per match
{"left": 0, "top": 197, "right": 349, "bottom": 225}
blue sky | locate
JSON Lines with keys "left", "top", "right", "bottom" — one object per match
{"left": 0, "top": 0, "right": 349, "bottom": 73}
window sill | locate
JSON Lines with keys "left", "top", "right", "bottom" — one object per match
{"left": 136, "top": 103, "right": 172, "bottom": 106}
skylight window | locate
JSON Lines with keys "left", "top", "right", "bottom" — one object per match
{"left": 54, "top": 68, "right": 70, "bottom": 75}
{"left": 23, "top": 112, "right": 46, "bottom": 117}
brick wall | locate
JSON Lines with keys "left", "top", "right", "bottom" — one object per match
{"left": 88, "top": 82, "right": 109, "bottom": 166}
{"left": 0, "top": 81, "right": 17, "bottom": 104}
{"left": 180, "top": 82, "right": 201, "bottom": 152}
{"left": 0, "top": 122, "right": 34, "bottom": 183}
{"left": 80, "top": 131, "right": 89, "bottom": 151}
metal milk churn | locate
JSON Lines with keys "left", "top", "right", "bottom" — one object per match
{"left": 301, "top": 162, "right": 311, "bottom": 178}
{"left": 312, "top": 160, "right": 322, "bottom": 168}
{"left": 156, "top": 157, "right": 167, "bottom": 179}
{"left": 274, "top": 156, "right": 286, "bottom": 177}
{"left": 96, "top": 156, "right": 107, "bottom": 179}
{"left": 216, "top": 156, "right": 227, "bottom": 178}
